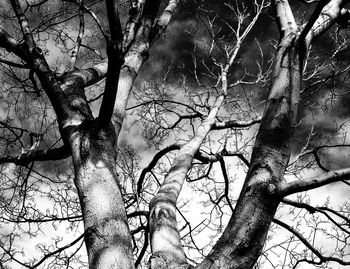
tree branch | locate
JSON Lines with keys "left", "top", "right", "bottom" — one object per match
{"left": 149, "top": 77, "right": 227, "bottom": 269}
{"left": 299, "top": 0, "right": 330, "bottom": 43}
{"left": 98, "top": 0, "right": 124, "bottom": 126}
{"left": 137, "top": 144, "right": 181, "bottom": 195}
{"left": 0, "top": 145, "right": 70, "bottom": 165}
{"left": 274, "top": 218, "right": 350, "bottom": 267}
{"left": 32, "top": 234, "right": 84, "bottom": 268}
{"left": 213, "top": 117, "right": 261, "bottom": 130}
{"left": 273, "top": 0, "right": 297, "bottom": 36}
{"left": 276, "top": 167, "right": 350, "bottom": 197}
{"left": 8, "top": 0, "right": 71, "bottom": 123}
{"left": 69, "top": 0, "right": 85, "bottom": 71}
{"left": 10, "top": 0, "right": 35, "bottom": 51}
{"left": 60, "top": 61, "right": 108, "bottom": 88}
{"left": 282, "top": 198, "right": 350, "bottom": 235}
{"left": 149, "top": 0, "right": 180, "bottom": 44}
{"left": 219, "top": 158, "right": 234, "bottom": 211}
{"left": 305, "top": 0, "right": 349, "bottom": 44}
{"left": 0, "top": 26, "right": 29, "bottom": 61}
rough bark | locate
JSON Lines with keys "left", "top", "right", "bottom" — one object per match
{"left": 3, "top": 1, "right": 350, "bottom": 268}
{"left": 197, "top": 2, "right": 302, "bottom": 268}
{"left": 60, "top": 1, "right": 178, "bottom": 266}
{"left": 68, "top": 121, "right": 134, "bottom": 269}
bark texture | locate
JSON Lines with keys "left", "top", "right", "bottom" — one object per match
{"left": 2, "top": 1, "right": 349, "bottom": 269}
{"left": 69, "top": 122, "right": 134, "bottom": 269}
{"left": 149, "top": 94, "right": 226, "bottom": 269}
{"left": 197, "top": 2, "right": 302, "bottom": 268}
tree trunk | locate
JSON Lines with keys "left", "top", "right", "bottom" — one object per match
{"left": 149, "top": 95, "right": 226, "bottom": 269}
{"left": 69, "top": 120, "right": 134, "bottom": 269}
{"left": 197, "top": 31, "right": 302, "bottom": 269}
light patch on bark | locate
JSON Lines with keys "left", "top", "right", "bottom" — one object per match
{"left": 74, "top": 155, "right": 134, "bottom": 269}
{"left": 62, "top": 118, "right": 84, "bottom": 129}
{"left": 113, "top": 43, "right": 147, "bottom": 129}
{"left": 247, "top": 167, "right": 272, "bottom": 188}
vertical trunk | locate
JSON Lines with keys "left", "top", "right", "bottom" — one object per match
{"left": 69, "top": 121, "right": 134, "bottom": 269}
{"left": 197, "top": 33, "right": 302, "bottom": 269}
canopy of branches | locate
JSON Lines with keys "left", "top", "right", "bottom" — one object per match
{"left": 0, "top": 0, "right": 350, "bottom": 269}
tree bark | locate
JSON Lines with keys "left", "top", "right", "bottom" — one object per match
{"left": 149, "top": 90, "right": 226, "bottom": 269}
{"left": 69, "top": 121, "right": 135, "bottom": 269}
{"left": 197, "top": 6, "right": 302, "bottom": 268}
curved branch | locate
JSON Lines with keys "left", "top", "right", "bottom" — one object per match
{"left": 0, "top": 234, "right": 84, "bottom": 268}
{"left": 137, "top": 144, "right": 181, "bottom": 195}
{"left": 60, "top": 61, "right": 108, "bottom": 88}
{"left": 282, "top": 198, "right": 350, "bottom": 235}
{"left": 274, "top": 218, "right": 350, "bottom": 267}
{"left": 32, "top": 234, "right": 84, "bottom": 268}
{"left": 219, "top": 158, "right": 234, "bottom": 212}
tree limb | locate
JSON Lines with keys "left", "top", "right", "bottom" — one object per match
{"left": 149, "top": 0, "right": 180, "bottom": 44}
{"left": 305, "top": 0, "right": 349, "bottom": 44}
{"left": 213, "top": 117, "right": 262, "bottom": 130}
{"left": 282, "top": 198, "right": 350, "bottom": 234}
{"left": 276, "top": 167, "right": 350, "bottom": 197}
{"left": 0, "top": 145, "right": 70, "bottom": 165}
{"left": 98, "top": 0, "right": 124, "bottom": 126}
{"left": 274, "top": 218, "right": 350, "bottom": 267}
{"left": 0, "top": 26, "right": 29, "bottom": 61}
{"left": 69, "top": 0, "right": 85, "bottom": 71}
{"left": 273, "top": 0, "right": 297, "bottom": 36}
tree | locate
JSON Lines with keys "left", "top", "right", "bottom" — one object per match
{"left": 0, "top": 0, "right": 350, "bottom": 268}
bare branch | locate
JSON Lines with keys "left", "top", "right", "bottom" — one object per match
{"left": 305, "top": 0, "right": 349, "bottom": 44}
{"left": 9, "top": 0, "right": 35, "bottom": 51}
{"left": 137, "top": 144, "right": 181, "bottom": 195}
{"left": 32, "top": 234, "right": 84, "bottom": 268}
{"left": 276, "top": 167, "right": 350, "bottom": 197}
{"left": 98, "top": 0, "right": 124, "bottom": 126}
{"left": 149, "top": 0, "right": 180, "bottom": 44}
{"left": 282, "top": 198, "right": 350, "bottom": 235}
{"left": 273, "top": 0, "right": 297, "bottom": 36}
{"left": 0, "top": 26, "right": 28, "bottom": 61}
{"left": 299, "top": 0, "right": 331, "bottom": 43}
{"left": 0, "top": 145, "right": 70, "bottom": 165}
{"left": 149, "top": 90, "right": 227, "bottom": 269}
{"left": 219, "top": 158, "right": 234, "bottom": 212}
{"left": 69, "top": 0, "right": 85, "bottom": 71}
{"left": 61, "top": 61, "right": 108, "bottom": 88}
{"left": 0, "top": 58, "right": 28, "bottom": 68}
{"left": 274, "top": 218, "right": 350, "bottom": 267}
{"left": 213, "top": 117, "right": 262, "bottom": 130}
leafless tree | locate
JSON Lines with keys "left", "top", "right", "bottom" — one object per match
{"left": 0, "top": 0, "right": 350, "bottom": 269}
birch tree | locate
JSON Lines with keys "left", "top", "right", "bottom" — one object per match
{"left": 0, "top": 1, "right": 350, "bottom": 269}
